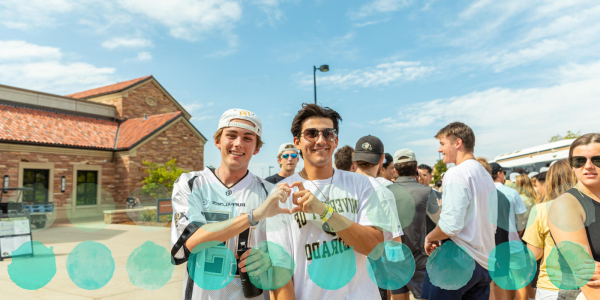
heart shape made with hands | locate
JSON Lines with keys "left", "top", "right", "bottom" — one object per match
{"left": 289, "top": 182, "right": 326, "bottom": 215}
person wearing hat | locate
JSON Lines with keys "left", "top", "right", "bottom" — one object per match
{"left": 265, "top": 143, "right": 300, "bottom": 184}
{"left": 376, "top": 153, "right": 395, "bottom": 187}
{"left": 388, "top": 148, "right": 441, "bottom": 300}
{"left": 170, "top": 108, "right": 294, "bottom": 300}
{"left": 489, "top": 162, "right": 528, "bottom": 300}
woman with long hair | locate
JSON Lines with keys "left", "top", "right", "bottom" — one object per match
{"left": 548, "top": 133, "right": 600, "bottom": 300}
{"left": 515, "top": 174, "right": 540, "bottom": 221}
{"left": 522, "top": 159, "right": 578, "bottom": 300}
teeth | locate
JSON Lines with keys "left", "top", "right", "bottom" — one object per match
{"left": 231, "top": 151, "right": 243, "bottom": 156}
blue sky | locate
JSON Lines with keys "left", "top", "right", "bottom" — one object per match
{"left": 1, "top": 0, "right": 600, "bottom": 177}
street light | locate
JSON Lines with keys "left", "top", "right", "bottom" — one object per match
{"left": 313, "top": 65, "right": 329, "bottom": 104}
{"left": 268, "top": 166, "right": 274, "bottom": 176}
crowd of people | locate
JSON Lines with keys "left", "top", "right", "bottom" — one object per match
{"left": 169, "top": 103, "right": 600, "bottom": 300}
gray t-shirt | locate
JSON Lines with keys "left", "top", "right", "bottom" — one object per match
{"left": 389, "top": 177, "right": 439, "bottom": 269}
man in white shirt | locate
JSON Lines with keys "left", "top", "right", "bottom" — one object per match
{"left": 422, "top": 122, "right": 496, "bottom": 300}
{"left": 267, "top": 104, "right": 401, "bottom": 300}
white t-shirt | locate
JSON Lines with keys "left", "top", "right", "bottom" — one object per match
{"left": 170, "top": 168, "right": 273, "bottom": 300}
{"left": 266, "top": 170, "right": 402, "bottom": 300}
{"left": 438, "top": 160, "right": 497, "bottom": 269}
{"left": 376, "top": 177, "right": 394, "bottom": 187}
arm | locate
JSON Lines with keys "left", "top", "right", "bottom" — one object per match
{"left": 548, "top": 194, "right": 600, "bottom": 298}
{"left": 527, "top": 244, "right": 543, "bottom": 261}
{"left": 271, "top": 279, "right": 295, "bottom": 300}
{"left": 424, "top": 225, "right": 450, "bottom": 255}
{"left": 426, "top": 190, "right": 441, "bottom": 223}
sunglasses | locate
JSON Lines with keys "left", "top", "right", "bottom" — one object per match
{"left": 571, "top": 156, "right": 600, "bottom": 168}
{"left": 301, "top": 128, "right": 337, "bottom": 142}
{"left": 282, "top": 153, "right": 298, "bottom": 159}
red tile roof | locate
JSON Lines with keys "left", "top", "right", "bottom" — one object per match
{"left": 66, "top": 75, "right": 152, "bottom": 99}
{"left": 117, "top": 111, "right": 182, "bottom": 149}
{"left": 0, "top": 104, "right": 182, "bottom": 150}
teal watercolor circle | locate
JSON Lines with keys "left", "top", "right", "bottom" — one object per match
{"left": 386, "top": 184, "right": 416, "bottom": 230}
{"left": 366, "top": 241, "right": 415, "bottom": 290}
{"left": 426, "top": 240, "right": 475, "bottom": 290}
{"left": 247, "top": 241, "right": 295, "bottom": 290}
{"left": 188, "top": 241, "right": 236, "bottom": 290}
{"left": 66, "top": 241, "right": 115, "bottom": 290}
{"left": 7, "top": 241, "right": 56, "bottom": 290}
{"left": 547, "top": 241, "right": 595, "bottom": 290}
{"left": 307, "top": 240, "right": 356, "bottom": 290}
{"left": 488, "top": 241, "right": 536, "bottom": 290}
{"left": 126, "top": 241, "right": 175, "bottom": 290}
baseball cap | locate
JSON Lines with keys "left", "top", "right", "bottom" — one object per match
{"left": 353, "top": 135, "right": 384, "bottom": 165}
{"left": 528, "top": 172, "right": 539, "bottom": 179}
{"left": 539, "top": 167, "right": 549, "bottom": 173}
{"left": 393, "top": 149, "right": 416, "bottom": 164}
{"left": 510, "top": 172, "right": 520, "bottom": 182}
{"left": 217, "top": 109, "right": 262, "bottom": 137}
{"left": 382, "top": 153, "right": 393, "bottom": 168}
{"left": 490, "top": 162, "right": 503, "bottom": 175}
{"left": 278, "top": 143, "right": 298, "bottom": 155}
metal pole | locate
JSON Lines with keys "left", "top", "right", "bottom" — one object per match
{"left": 313, "top": 66, "right": 317, "bottom": 105}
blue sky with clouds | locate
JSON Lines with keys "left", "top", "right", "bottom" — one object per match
{"left": 1, "top": 0, "right": 600, "bottom": 177}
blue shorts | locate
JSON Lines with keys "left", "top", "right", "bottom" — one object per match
{"left": 421, "top": 262, "right": 492, "bottom": 300}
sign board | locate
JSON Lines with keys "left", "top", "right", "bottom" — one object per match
{"left": 0, "top": 214, "right": 33, "bottom": 260}
{"left": 156, "top": 198, "right": 172, "bottom": 222}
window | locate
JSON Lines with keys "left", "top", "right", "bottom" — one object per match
{"left": 22, "top": 169, "right": 50, "bottom": 204}
{"left": 76, "top": 171, "right": 98, "bottom": 205}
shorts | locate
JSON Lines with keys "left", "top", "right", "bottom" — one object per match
{"left": 391, "top": 268, "right": 426, "bottom": 299}
{"left": 536, "top": 288, "right": 558, "bottom": 300}
{"left": 421, "top": 262, "right": 492, "bottom": 300}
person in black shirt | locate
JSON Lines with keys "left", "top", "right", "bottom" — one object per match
{"left": 264, "top": 143, "right": 299, "bottom": 184}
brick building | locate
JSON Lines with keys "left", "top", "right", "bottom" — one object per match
{"left": 0, "top": 76, "right": 206, "bottom": 221}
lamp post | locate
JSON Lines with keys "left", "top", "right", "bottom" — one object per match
{"left": 313, "top": 65, "right": 329, "bottom": 104}
{"left": 268, "top": 166, "right": 274, "bottom": 176}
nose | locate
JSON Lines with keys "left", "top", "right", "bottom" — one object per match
{"left": 315, "top": 132, "right": 327, "bottom": 144}
{"left": 438, "top": 146, "right": 443, "bottom": 153}
{"left": 584, "top": 158, "right": 596, "bottom": 170}
{"left": 232, "top": 136, "right": 243, "bottom": 147}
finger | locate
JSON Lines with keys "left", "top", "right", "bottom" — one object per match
{"left": 278, "top": 207, "right": 292, "bottom": 214}
{"left": 587, "top": 281, "right": 600, "bottom": 287}
{"left": 290, "top": 181, "right": 305, "bottom": 191}
{"left": 279, "top": 185, "right": 292, "bottom": 197}
{"left": 290, "top": 206, "right": 303, "bottom": 214}
{"left": 249, "top": 262, "right": 272, "bottom": 276}
{"left": 276, "top": 182, "right": 290, "bottom": 189}
{"left": 292, "top": 190, "right": 308, "bottom": 205}
{"left": 239, "top": 249, "right": 253, "bottom": 261}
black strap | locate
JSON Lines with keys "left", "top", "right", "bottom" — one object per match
{"left": 184, "top": 271, "right": 195, "bottom": 300}
{"left": 171, "top": 222, "right": 201, "bottom": 265}
{"left": 188, "top": 176, "right": 198, "bottom": 191}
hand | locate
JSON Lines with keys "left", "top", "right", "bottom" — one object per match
{"left": 574, "top": 260, "right": 600, "bottom": 287}
{"left": 253, "top": 183, "right": 292, "bottom": 221}
{"left": 424, "top": 235, "right": 441, "bottom": 256}
{"left": 437, "top": 198, "right": 442, "bottom": 208}
{"left": 237, "top": 248, "right": 272, "bottom": 276}
{"left": 289, "top": 182, "right": 327, "bottom": 215}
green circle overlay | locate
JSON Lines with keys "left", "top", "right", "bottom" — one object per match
{"left": 188, "top": 241, "right": 236, "bottom": 290}
{"left": 247, "top": 241, "right": 295, "bottom": 290}
{"left": 547, "top": 241, "right": 595, "bottom": 290}
{"left": 66, "top": 241, "right": 115, "bottom": 290}
{"left": 366, "top": 241, "right": 415, "bottom": 290}
{"left": 426, "top": 240, "right": 475, "bottom": 290}
{"left": 488, "top": 241, "right": 537, "bottom": 290}
{"left": 307, "top": 240, "right": 356, "bottom": 290}
{"left": 7, "top": 241, "right": 56, "bottom": 290}
{"left": 126, "top": 241, "right": 175, "bottom": 290}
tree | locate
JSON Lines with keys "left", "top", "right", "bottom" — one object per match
{"left": 432, "top": 159, "right": 448, "bottom": 183}
{"left": 549, "top": 130, "right": 581, "bottom": 143}
{"left": 141, "top": 159, "right": 186, "bottom": 198}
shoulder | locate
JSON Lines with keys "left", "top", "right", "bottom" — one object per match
{"left": 174, "top": 169, "right": 206, "bottom": 189}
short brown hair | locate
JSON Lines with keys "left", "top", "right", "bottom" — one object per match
{"left": 569, "top": 133, "right": 600, "bottom": 165}
{"left": 435, "top": 122, "right": 475, "bottom": 152}
{"left": 476, "top": 157, "right": 492, "bottom": 175}
{"left": 355, "top": 160, "right": 377, "bottom": 169}
{"left": 334, "top": 146, "right": 354, "bottom": 171}
{"left": 394, "top": 161, "right": 418, "bottom": 177}
{"left": 213, "top": 128, "right": 264, "bottom": 150}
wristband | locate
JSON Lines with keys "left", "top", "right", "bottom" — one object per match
{"left": 319, "top": 204, "right": 329, "bottom": 219}
{"left": 248, "top": 209, "right": 259, "bottom": 226}
{"left": 320, "top": 205, "right": 334, "bottom": 222}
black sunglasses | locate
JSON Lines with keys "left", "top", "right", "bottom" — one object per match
{"left": 301, "top": 128, "right": 338, "bottom": 142}
{"left": 570, "top": 156, "right": 600, "bottom": 168}
{"left": 282, "top": 153, "right": 298, "bottom": 159}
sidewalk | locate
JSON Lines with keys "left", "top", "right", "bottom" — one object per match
{"left": 0, "top": 222, "right": 185, "bottom": 300}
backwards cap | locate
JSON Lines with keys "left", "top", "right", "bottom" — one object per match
{"left": 217, "top": 109, "right": 262, "bottom": 137}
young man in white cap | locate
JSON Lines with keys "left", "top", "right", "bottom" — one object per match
{"left": 265, "top": 143, "right": 300, "bottom": 184}
{"left": 268, "top": 104, "right": 401, "bottom": 300}
{"left": 170, "top": 108, "right": 293, "bottom": 300}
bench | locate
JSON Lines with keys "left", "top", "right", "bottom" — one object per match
{"left": 103, "top": 207, "right": 155, "bottom": 224}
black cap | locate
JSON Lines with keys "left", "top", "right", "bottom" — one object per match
{"left": 353, "top": 135, "right": 384, "bottom": 165}
{"left": 490, "top": 162, "right": 503, "bottom": 175}
{"left": 382, "top": 153, "right": 393, "bottom": 168}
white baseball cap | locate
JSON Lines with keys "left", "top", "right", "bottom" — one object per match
{"left": 278, "top": 143, "right": 298, "bottom": 155}
{"left": 393, "top": 149, "right": 417, "bottom": 164}
{"left": 217, "top": 109, "right": 262, "bottom": 137}
{"left": 528, "top": 172, "right": 539, "bottom": 179}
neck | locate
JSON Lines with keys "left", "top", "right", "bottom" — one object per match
{"left": 356, "top": 167, "right": 378, "bottom": 178}
{"left": 278, "top": 168, "right": 295, "bottom": 177}
{"left": 217, "top": 164, "right": 247, "bottom": 187}
{"left": 455, "top": 151, "right": 475, "bottom": 165}
{"left": 577, "top": 181, "right": 600, "bottom": 201}
{"left": 303, "top": 163, "right": 334, "bottom": 180}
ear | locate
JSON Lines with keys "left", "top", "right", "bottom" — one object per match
{"left": 253, "top": 146, "right": 261, "bottom": 156}
{"left": 393, "top": 168, "right": 398, "bottom": 176}
{"left": 293, "top": 136, "right": 301, "bottom": 148}
{"left": 455, "top": 137, "right": 463, "bottom": 149}
{"left": 214, "top": 136, "right": 221, "bottom": 150}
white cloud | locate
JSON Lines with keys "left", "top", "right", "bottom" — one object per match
{"left": 0, "top": 41, "right": 62, "bottom": 61}
{"left": 354, "top": 19, "right": 390, "bottom": 27}
{"left": 135, "top": 51, "right": 152, "bottom": 61}
{"left": 377, "top": 60, "right": 600, "bottom": 159}
{"left": 102, "top": 37, "right": 153, "bottom": 50}
{"left": 349, "top": 0, "right": 412, "bottom": 19}
{"left": 0, "top": 0, "right": 75, "bottom": 29}
{"left": 297, "top": 61, "right": 435, "bottom": 89}
{"left": 250, "top": 0, "right": 288, "bottom": 25}
{"left": 118, "top": 0, "right": 242, "bottom": 41}
{"left": 0, "top": 40, "right": 115, "bottom": 94}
